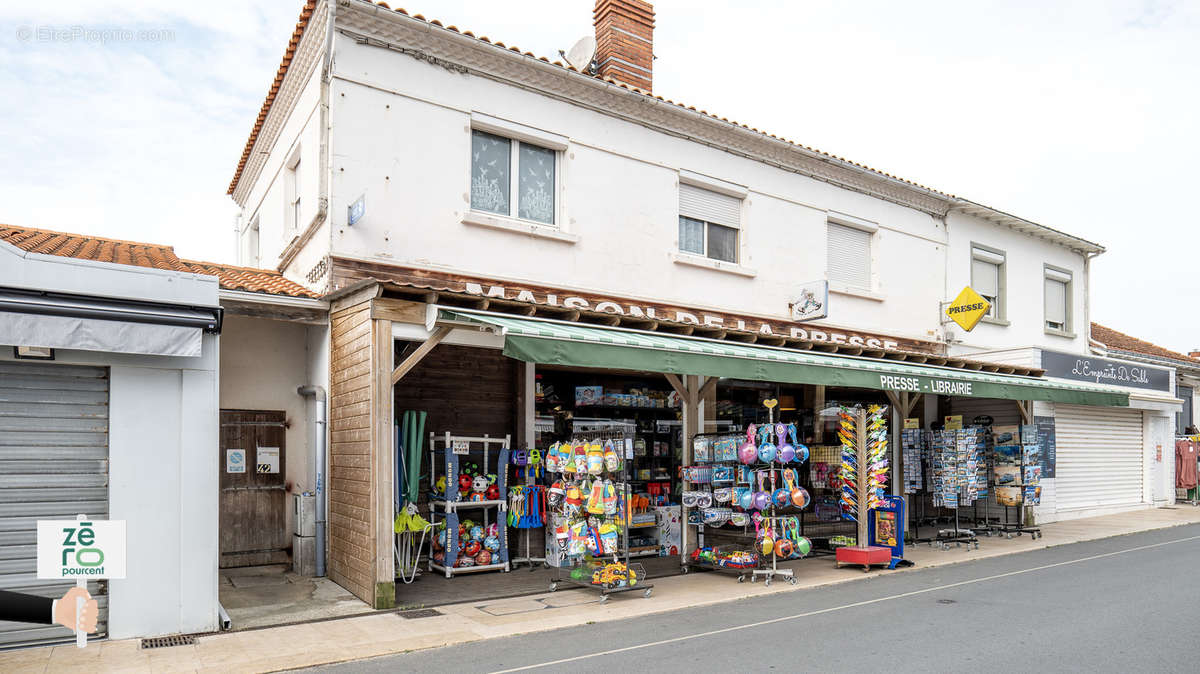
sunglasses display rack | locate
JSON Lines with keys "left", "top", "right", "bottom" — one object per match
{"left": 682, "top": 401, "right": 812, "bottom": 586}
{"left": 544, "top": 429, "right": 653, "bottom": 601}
{"left": 427, "top": 433, "right": 511, "bottom": 577}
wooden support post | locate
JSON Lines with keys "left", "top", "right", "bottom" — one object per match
{"left": 1017, "top": 400, "right": 1033, "bottom": 425}
{"left": 515, "top": 361, "right": 535, "bottom": 448}
{"left": 371, "top": 317, "right": 395, "bottom": 608}
{"left": 391, "top": 326, "right": 451, "bottom": 385}
{"left": 681, "top": 375, "right": 702, "bottom": 558}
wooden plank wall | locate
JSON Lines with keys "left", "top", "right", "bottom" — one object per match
{"left": 392, "top": 342, "right": 518, "bottom": 442}
{"left": 328, "top": 302, "right": 374, "bottom": 604}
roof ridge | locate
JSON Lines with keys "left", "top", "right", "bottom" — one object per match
{"left": 180, "top": 257, "right": 287, "bottom": 274}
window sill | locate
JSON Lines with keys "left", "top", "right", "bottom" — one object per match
{"left": 670, "top": 252, "right": 757, "bottom": 278}
{"left": 461, "top": 211, "right": 579, "bottom": 244}
{"left": 1045, "top": 328, "right": 1077, "bottom": 339}
{"left": 829, "top": 283, "right": 885, "bottom": 302}
{"left": 980, "top": 316, "right": 1011, "bottom": 327}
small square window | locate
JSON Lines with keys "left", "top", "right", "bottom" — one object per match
{"left": 678, "top": 184, "right": 741, "bottom": 263}
{"left": 470, "top": 129, "right": 557, "bottom": 225}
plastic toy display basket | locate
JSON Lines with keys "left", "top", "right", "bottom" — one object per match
{"left": 550, "top": 559, "right": 651, "bottom": 600}
{"left": 686, "top": 546, "right": 761, "bottom": 582}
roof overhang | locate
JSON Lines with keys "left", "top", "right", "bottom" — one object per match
{"left": 951, "top": 201, "right": 1105, "bottom": 255}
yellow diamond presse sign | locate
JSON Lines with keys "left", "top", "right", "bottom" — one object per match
{"left": 945, "top": 286, "right": 991, "bottom": 331}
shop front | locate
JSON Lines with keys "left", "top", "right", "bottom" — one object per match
{"left": 324, "top": 280, "right": 1132, "bottom": 609}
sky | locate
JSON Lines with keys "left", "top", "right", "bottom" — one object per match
{"left": 1, "top": 1, "right": 1197, "bottom": 352}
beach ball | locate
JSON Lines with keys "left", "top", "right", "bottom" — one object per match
{"left": 739, "top": 490, "right": 754, "bottom": 510}
{"left": 794, "top": 444, "right": 810, "bottom": 464}
{"left": 774, "top": 538, "right": 794, "bottom": 558}
{"left": 739, "top": 439, "right": 758, "bottom": 465}
{"left": 778, "top": 443, "right": 795, "bottom": 464}
{"left": 752, "top": 491, "right": 770, "bottom": 510}
{"left": 484, "top": 535, "right": 500, "bottom": 552}
{"left": 475, "top": 550, "right": 492, "bottom": 566}
{"left": 433, "top": 530, "right": 446, "bottom": 550}
{"left": 463, "top": 540, "right": 481, "bottom": 557}
{"left": 772, "top": 488, "right": 790, "bottom": 508}
{"left": 470, "top": 526, "right": 484, "bottom": 542}
{"left": 790, "top": 487, "right": 811, "bottom": 509}
{"left": 758, "top": 442, "right": 777, "bottom": 463}
{"left": 795, "top": 537, "right": 812, "bottom": 557}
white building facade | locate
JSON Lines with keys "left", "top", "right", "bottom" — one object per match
{"left": 225, "top": 0, "right": 1179, "bottom": 604}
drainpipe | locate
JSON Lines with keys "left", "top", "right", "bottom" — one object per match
{"left": 1084, "top": 250, "right": 1104, "bottom": 355}
{"left": 297, "top": 385, "right": 327, "bottom": 577}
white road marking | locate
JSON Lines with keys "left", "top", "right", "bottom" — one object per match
{"left": 491, "top": 533, "right": 1200, "bottom": 673}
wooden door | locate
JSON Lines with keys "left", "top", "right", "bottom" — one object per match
{"left": 219, "top": 410, "right": 289, "bottom": 568}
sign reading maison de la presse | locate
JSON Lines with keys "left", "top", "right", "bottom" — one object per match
{"left": 1041, "top": 349, "right": 1172, "bottom": 392}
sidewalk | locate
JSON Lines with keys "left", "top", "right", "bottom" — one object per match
{"left": 6, "top": 505, "right": 1200, "bottom": 673}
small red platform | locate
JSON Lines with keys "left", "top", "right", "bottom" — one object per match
{"left": 835, "top": 545, "right": 892, "bottom": 571}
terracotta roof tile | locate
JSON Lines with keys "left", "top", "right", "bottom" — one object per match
{"left": 1091, "top": 323, "right": 1199, "bottom": 365}
{"left": 0, "top": 225, "right": 319, "bottom": 299}
{"left": 226, "top": 0, "right": 952, "bottom": 200}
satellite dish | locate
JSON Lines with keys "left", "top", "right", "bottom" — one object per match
{"left": 562, "top": 35, "right": 596, "bottom": 73}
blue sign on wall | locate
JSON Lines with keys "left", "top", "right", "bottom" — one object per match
{"left": 1041, "top": 350, "right": 1172, "bottom": 393}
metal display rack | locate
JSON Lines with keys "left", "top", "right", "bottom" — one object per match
{"left": 547, "top": 429, "right": 653, "bottom": 601}
{"left": 682, "top": 403, "right": 809, "bottom": 586}
{"left": 914, "top": 429, "right": 979, "bottom": 550}
{"left": 427, "top": 433, "right": 511, "bottom": 577}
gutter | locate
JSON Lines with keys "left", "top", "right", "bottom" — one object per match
{"left": 297, "top": 385, "right": 328, "bottom": 577}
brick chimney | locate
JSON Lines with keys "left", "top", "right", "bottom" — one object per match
{"left": 593, "top": 0, "right": 655, "bottom": 92}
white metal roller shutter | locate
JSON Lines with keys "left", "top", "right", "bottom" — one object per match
{"left": 1054, "top": 405, "right": 1143, "bottom": 511}
{"left": 948, "top": 397, "right": 1022, "bottom": 427}
{"left": 827, "top": 223, "right": 872, "bottom": 290}
{"left": 679, "top": 183, "right": 740, "bottom": 228}
{"left": 0, "top": 361, "right": 109, "bottom": 648}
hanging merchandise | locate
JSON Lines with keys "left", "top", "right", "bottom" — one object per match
{"left": 682, "top": 399, "right": 807, "bottom": 585}
{"left": 545, "top": 430, "right": 653, "bottom": 600}
{"left": 900, "top": 428, "right": 926, "bottom": 495}
{"left": 835, "top": 405, "right": 903, "bottom": 572}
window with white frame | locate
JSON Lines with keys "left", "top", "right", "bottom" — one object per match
{"left": 971, "top": 245, "right": 1006, "bottom": 320}
{"left": 1044, "top": 266, "right": 1072, "bottom": 333}
{"left": 285, "top": 151, "right": 301, "bottom": 232}
{"left": 678, "top": 183, "right": 740, "bottom": 263}
{"left": 470, "top": 129, "right": 557, "bottom": 225}
{"left": 826, "top": 222, "right": 872, "bottom": 291}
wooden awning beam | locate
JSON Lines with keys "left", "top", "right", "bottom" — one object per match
{"left": 391, "top": 325, "right": 452, "bottom": 385}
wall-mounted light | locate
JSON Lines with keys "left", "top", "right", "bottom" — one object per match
{"left": 14, "top": 346, "right": 55, "bottom": 360}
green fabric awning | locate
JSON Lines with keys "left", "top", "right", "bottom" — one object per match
{"left": 439, "top": 309, "right": 1129, "bottom": 407}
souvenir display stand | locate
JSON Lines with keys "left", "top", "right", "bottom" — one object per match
{"left": 919, "top": 429, "right": 981, "bottom": 550}
{"left": 427, "top": 433, "right": 511, "bottom": 577}
{"left": 991, "top": 425, "right": 1043, "bottom": 540}
{"left": 834, "top": 405, "right": 899, "bottom": 572}
{"left": 545, "top": 430, "right": 653, "bottom": 601}
{"left": 683, "top": 401, "right": 812, "bottom": 586}
{"left": 508, "top": 447, "right": 548, "bottom": 570}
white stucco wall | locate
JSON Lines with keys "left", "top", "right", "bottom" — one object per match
{"left": 218, "top": 315, "right": 325, "bottom": 537}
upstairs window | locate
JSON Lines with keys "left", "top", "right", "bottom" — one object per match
{"left": 971, "top": 245, "right": 1006, "bottom": 320}
{"left": 471, "top": 129, "right": 556, "bottom": 225}
{"left": 1044, "top": 266, "right": 1072, "bottom": 334}
{"left": 826, "top": 222, "right": 872, "bottom": 291}
{"left": 678, "top": 183, "right": 740, "bottom": 263}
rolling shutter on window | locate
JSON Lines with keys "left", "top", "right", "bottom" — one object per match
{"left": 1045, "top": 278, "right": 1067, "bottom": 325}
{"left": 679, "top": 184, "right": 740, "bottom": 228}
{"left": 971, "top": 258, "right": 1000, "bottom": 298}
{"left": 827, "top": 223, "right": 871, "bottom": 290}
{"left": 1054, "top": 405, "right": 1143, "bottom": 511}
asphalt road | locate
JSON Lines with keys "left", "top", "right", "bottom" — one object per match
{"left": 302, "top": 523, "right": 1200, "bottom": 673}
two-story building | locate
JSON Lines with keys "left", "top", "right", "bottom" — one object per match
{"left": 225, "top": 0, "right": 1179, "bottom": 609}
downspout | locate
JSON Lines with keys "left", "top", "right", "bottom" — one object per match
{"left": 297, "top": 385, "right": 327, "bottom": 577}
{"left": 1084, "top": 250, "right": 1105, "bottom": 355}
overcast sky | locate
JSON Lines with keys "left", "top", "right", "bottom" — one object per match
{"left": 2, "top": 1, "right": 1197, "bottom": 352}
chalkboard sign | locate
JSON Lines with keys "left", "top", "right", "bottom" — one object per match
{"left": 1034, "top": 415, "right": 1056, "bottom": 478}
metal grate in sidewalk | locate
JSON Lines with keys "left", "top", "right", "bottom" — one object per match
{"left": 140, "top": 634, "right": 197, "bottom": 649}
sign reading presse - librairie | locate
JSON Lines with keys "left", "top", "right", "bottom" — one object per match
{"left": 37, "top": 519, "right": 126, "bottom": 580}
{"left": 1041, "top": 350, "right": 1172, "bottom": 392}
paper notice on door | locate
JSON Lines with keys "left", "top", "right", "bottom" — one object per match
{"left": 226, "top": 449, "right": 246, "bottom": 473}
{"left": 257, "top": 447, "right": 280, "bottom": 474}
